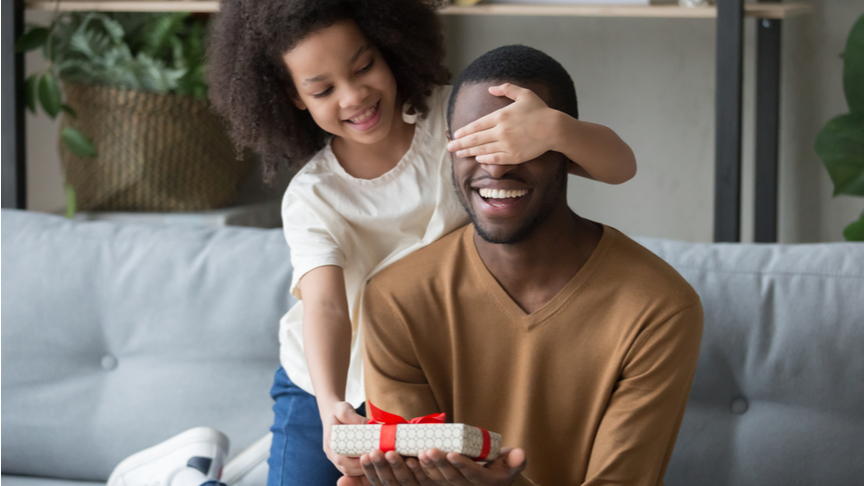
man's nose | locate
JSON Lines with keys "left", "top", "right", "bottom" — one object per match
{"left": 480, "top": 163, "right": 518, "bottom": 179}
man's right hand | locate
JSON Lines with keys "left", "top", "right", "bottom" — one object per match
{"left": 322, "top": 401, "right": 368, "bottom": 477}
{"left": 338, "top": 447, "right": 527, "bottom": 486}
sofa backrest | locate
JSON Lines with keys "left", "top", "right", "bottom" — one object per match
{"left": 637, "top": 237, "right": 864, "bottom": 486}
{"left": 2, "top": 210, "right": 294, "bottom": 481}
{"left": 5, "top": 210, "right": 863, "bottom": 485}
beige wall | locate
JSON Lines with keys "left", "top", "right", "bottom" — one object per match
{"left": 24, "top": 11, "right": 66, "bottom": 214}
{"left": 25, "top": 2, "right": 864, "bottom": 242}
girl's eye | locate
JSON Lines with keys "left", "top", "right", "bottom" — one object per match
{"left": 312, "top": 87, "right": 333, "bottom": 99}
{"left": 358, "top": 60, "right": 374, "bottom": 74}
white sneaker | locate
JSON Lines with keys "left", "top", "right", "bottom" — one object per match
{"left": 220, "top": 433, "right": 271, "bottom": 486}
{"left": 107, "top": 427, "right": 230, "bottom": 486}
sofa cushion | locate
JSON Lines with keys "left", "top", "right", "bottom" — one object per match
{"left": 637, "top": 237, "right": 864, "bottom": 486}
{"left": 1, "top": 210, "right": 294, "bottom": 481}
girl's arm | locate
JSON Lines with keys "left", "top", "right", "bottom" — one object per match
{"left": 298, "top": 265, "right": 367, "bottom": 476}
{"left": 447, "top": 83, "right": 637, "bottom": 185}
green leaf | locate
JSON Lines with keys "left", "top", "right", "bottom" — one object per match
{"left": 16, "top": 27, "right": 50, "bottom": 52}
{"left": 43, "top": 29, "right": 62, "bottom": 62}
{"left": 81, "top": 12, "right": 126, "bottom": 44}
{"left": 814, "top": 113, "right": 864, "bottom": 196}
{"left": 61, "top": 126, "right": 97, "bottom": 158}
{"left": 31, "top": 12, "right": 209, "bottom": 98}
{"left": 61, "top": 104, "right": 77, "bottom": 118}
{"left": 844, "top": 14, "right": 864, "bottom": 114}
{"left": 37, "top": 72, "right": 63, "bottom": 118}
{"left": 843, "top": 210, "right": 864, "bottom": 241}
{"left": 138, "top": 13, "right": 188, "bottom": 57}
{"left": 112, "top": 13, "right": 152, "bottom": 44}
{"left": 70, "top": 28, "right": 112, "bottom": 59}
{"left": 65, "top": 184, "right": 77, "bottom": 219}
{"left": 25, "top": 74, "right": 38, "bottom": 113}
{"left": 170, "top": 36, "right": 184, "bottom": 69}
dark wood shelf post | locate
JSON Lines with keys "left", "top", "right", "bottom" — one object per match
{"left": 714, "top": 0, "right": 745, "bottom": 242}
{"left": 754, "top": 12, "right": 782, "bottom": 243}
{"left": 2, "top": 0, "right": 27, "bottom": 209}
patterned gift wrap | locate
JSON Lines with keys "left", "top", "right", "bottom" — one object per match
{"left": 332, "top": 423, "right": 501, "bottom": 460}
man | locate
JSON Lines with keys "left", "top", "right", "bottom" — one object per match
{"left": 348, "top": 45, "right": 703, "bottom": 486}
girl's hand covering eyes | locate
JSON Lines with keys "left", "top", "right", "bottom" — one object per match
{"left": 447, "top": 83, "right": 560, "bottom": 166}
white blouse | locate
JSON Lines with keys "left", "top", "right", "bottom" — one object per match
{"left": 279, "top": 86, "right": 469, "bottom": 407}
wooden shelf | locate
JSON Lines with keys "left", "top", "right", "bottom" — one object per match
{"left": 442, "top": 3, "right": 812, "bottom": 19}
{"left": 26, "top": 1, "right": 812, "bottom": 19}
{"left": 27, "top": 1, "right": 219, "bottom": 12}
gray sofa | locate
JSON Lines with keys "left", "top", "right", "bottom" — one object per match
{"left": 3, "top": 209, "right": 863, "bottom": 486}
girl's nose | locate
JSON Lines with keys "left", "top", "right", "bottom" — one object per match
{"left": 340, "top": 83, "right": 369, "bottom": 109}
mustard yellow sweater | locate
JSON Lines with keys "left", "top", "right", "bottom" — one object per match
{"left": 363, "top": 225, "right": 703, "bottom": 485}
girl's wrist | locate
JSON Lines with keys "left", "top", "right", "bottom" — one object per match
{"left": 317, "top": 395, "right": 345, "bottom": 415}
{"left": 550, "top": 109, "right": 574, "bottom": 155}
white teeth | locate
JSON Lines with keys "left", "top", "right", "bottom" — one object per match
{"left": 478, "top": 188, "right": 528, "bottom": 199}
{"left": 349, "top": 104, "right": 376, "bottom": 123}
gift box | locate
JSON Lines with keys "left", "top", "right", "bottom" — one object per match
{"left": 331, "top": 404, "right": 501, "bottom": 461}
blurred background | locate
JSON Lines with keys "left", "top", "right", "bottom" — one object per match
{"left": 19, "top": 0, "right": 863, "bottom": 243}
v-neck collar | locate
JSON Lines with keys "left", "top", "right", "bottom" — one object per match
{"left": 463, "top": 224, "right": 614, "bottom": 330}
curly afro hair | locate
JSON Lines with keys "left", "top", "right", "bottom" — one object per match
{"left": 207, "top": 0, "right": 451, "bottom": 181}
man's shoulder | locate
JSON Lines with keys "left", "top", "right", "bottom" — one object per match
{"left": 368, "top": 225, "right": 470, "bottom": 294}
{"left": 603, "top": 226, "right": 701, "bottom": 309}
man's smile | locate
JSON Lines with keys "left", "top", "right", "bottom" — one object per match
{"left": 478, "top": 188, "right": 529, "bottom": 199}
{"left": 472, "top": 186, "right": 532, "bottom": 213}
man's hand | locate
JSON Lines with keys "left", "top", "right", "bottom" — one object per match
{"left": 447, "top": 83, "right": 560, "bottom": 166}
{"left": 322, "top": 401, "right": 368, "bottom": 476}
{"left": 344, "top": 447, "right": 527, "bottom": 486}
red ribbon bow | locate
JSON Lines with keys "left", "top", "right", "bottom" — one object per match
{"left": 366, "top": 402, "right": 493, "bottom": 460}
{"left": 368, "top": 402, "right": 446, "bottom": 426}
{"left": 368, "top": 402, "right": 446, "bottom": 453}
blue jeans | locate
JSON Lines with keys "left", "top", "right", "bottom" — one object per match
{"left": 267, "top": 366, "right": 365, "bottom": 486}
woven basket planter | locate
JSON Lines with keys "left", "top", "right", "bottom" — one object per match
{"left": 59, "top": 83, "right": 254, "bottom": 212}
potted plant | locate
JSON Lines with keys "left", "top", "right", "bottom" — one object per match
{"left": 815, "top": 13, "right": 864, "bottom": 241}
{"left": 16, "top": 12, "right": 253, "bottom": 214}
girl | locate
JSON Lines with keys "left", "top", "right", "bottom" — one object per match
{"left": 207, "top": 1, "right": 636, "bottom": 484}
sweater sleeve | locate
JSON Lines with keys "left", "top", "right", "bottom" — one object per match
{"left": 362, "top": 280, "right": 441, "bottom": 419}
{"left": 583, "top": 301, "right": 704, "bottom": 486}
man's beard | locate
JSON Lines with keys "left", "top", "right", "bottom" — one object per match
{"left": 472, "top": 208, "right": 551, "bottom": 245}
{"left": 452, "top": 164, "right": 567, "bottom": 245}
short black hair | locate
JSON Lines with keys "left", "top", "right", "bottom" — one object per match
{"left": 447, "top": 45, "right": 578, "bottom": 131}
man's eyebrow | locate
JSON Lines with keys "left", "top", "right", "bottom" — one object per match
{"left": 301, "top": 45, "right": 369, "bottom": 86}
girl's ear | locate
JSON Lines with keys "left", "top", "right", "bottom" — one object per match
{"left": 291, "top": 95, "right": 307, "bottom": 111}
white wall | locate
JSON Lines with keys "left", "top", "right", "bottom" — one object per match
{"left": 25, "top": 1, "right": 864, "bottom": 242}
